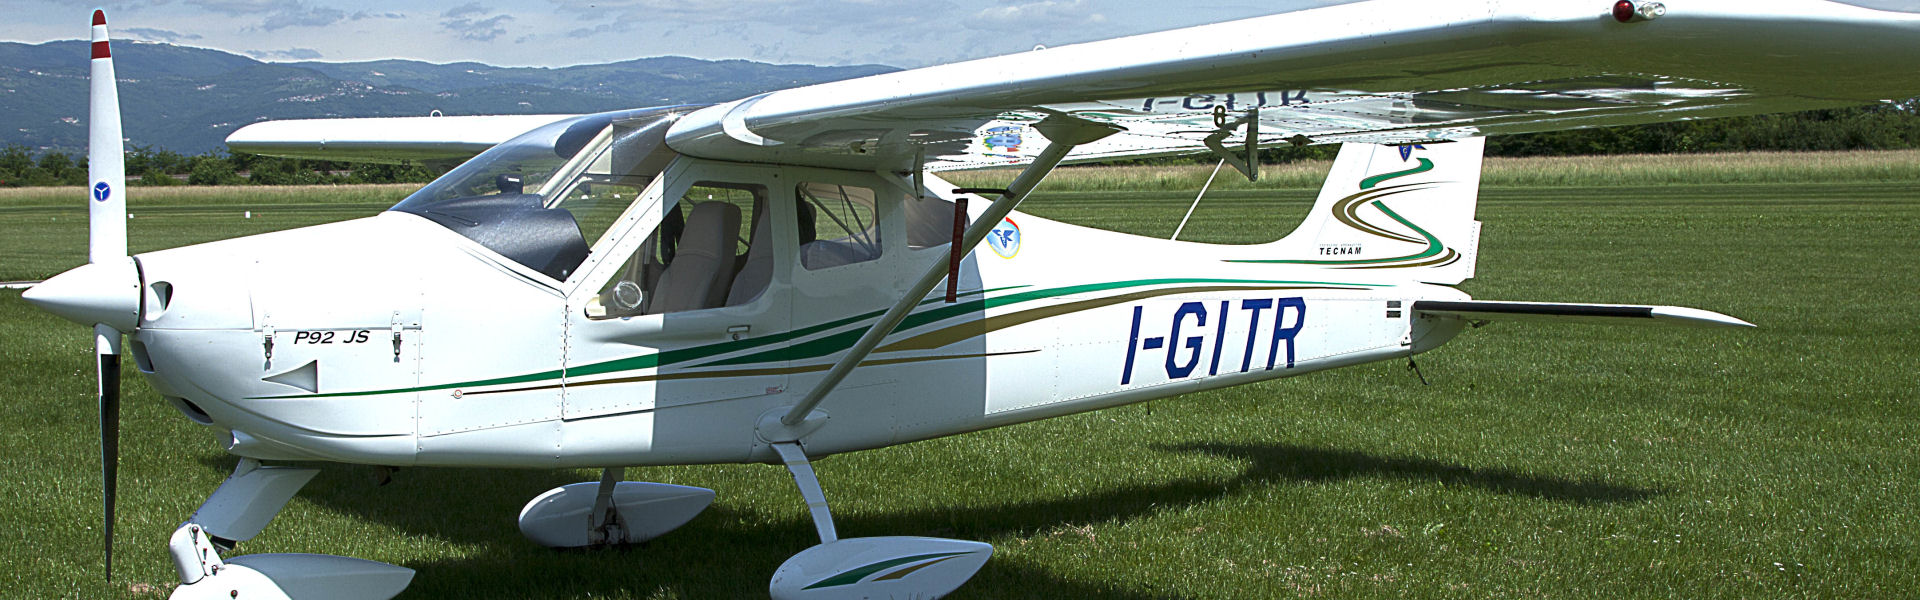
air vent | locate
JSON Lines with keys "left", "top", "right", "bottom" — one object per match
{"left": 129, "top": 340, "right": 155, "bottom": 373}
{"left": 263, "top": 360, "right": 319, "bottom": 393}
{"left": 166, "top": 395, "right": 214, "bottom": 426}
{"left": 144, "top": 281, "right": 173, "bottom": 321}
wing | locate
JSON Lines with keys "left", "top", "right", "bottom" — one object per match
{"left": 662, "top": 0, "right": 1920, "bottom": 172}
{"left": 225, "top": 114, "right": 579, "bottom": 165}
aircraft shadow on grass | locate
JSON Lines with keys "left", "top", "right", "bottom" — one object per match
{"left": 205, "top": 441, "right": 1654, "bottom": 598}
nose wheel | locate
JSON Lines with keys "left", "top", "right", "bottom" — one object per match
{"left": 168, "top": 460, "right": 413, "bottom": 600}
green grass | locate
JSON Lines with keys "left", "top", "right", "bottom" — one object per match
{"left": 946, "top": 148, "right": 1920, "bottom": 192}
{"left": 1, "top": 154, "right": 1916, "bottom": 599}
{"left": 0, "top": 184, "right": 419, "bottom": 281}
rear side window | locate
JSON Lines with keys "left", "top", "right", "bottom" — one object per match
{"left": 795, "top": 182, "right": 882, "bottom": 270}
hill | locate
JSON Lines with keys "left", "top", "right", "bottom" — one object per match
{"left": 0, "top": 40, "right": 895, "bottom": 155}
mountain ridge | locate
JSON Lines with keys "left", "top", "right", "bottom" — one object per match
{"left": 0, "top": 40, "right": 897, "bottom": 155}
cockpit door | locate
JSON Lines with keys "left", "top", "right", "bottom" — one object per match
{"left": 561, "top": 160, "right": 794, "bottom": 427}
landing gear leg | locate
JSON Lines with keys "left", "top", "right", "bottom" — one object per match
{"left": 773, "top": 443, "right": 838, "bottom": 543}
{"left": 767, "top": 442, "right": 992, "bottom": 600}
{"left": 167, "top": 460, "right": 414, "bottom": 600}
{"left": 588, "top": 467, "right": 629, "bottom": 547}
{"left": 517, "top": 469, "right": 714, "bottom": 549}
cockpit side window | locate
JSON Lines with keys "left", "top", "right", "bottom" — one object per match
{"left": 547, "top": 120, "right": 679, "bottom": 250}
{"left": 587, "top": 182, "right": 769, "bottom": 318}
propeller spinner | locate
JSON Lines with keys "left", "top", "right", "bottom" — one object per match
{"left": 20, "top": 9, "right": 141, "bottom": 581}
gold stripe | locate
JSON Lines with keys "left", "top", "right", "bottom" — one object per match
{"left": 1331, "top": 184, "right": 1433, "bottom": 245}
{"left": 466, "top": 350, "right": 1040, "bottom": 397}
{"left": 469, "top": 284, "right": 1365, "bottom": 396}
{"left": 877, "top": 284, "right": 1350, "bottom": 353}
{"left": 1345, "top": 248, "right": 1458, "bottom": 270}
{"left": 872, "top": 556, "right": 963, "bottom": 582}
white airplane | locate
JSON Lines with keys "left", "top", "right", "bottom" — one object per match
{"left": 23, "top": 2, "right": 1920, "bottom": 598}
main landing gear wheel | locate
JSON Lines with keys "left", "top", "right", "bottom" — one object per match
{"left": 767, "top": 442, "right": 992, "bottom": 599}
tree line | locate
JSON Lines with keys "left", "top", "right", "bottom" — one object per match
{"left": 0, "top": 145, "right": 438, "bottom": 188}
{"left": 6, "top": 104, "right": 1920, "bottom": 187}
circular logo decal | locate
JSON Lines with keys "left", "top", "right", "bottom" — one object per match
{"left": 987, "top": 218, "right": 1021, "bottom": 259}
{"left": 92, "top": 181, "right": 112, "bottom": 203}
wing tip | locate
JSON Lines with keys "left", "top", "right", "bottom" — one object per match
{"left": 93, "top": 10, "right": 106, "bottom": 26}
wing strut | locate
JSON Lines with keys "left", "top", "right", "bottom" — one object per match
{"left": 770, "top": 115, "right": 1120, "bottom": 431}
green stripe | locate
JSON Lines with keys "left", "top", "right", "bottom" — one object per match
{"left": 803, "top": 552, "right": 970, "bottom": 590}
{"left": 1361, "top": 158, "right": 1432, "bottom": 190}
{"left": 698, "top": 278, "right": 1382, "bottom": 367}
{"left": 1227, "top": 200, "right": 1443, "bottom": 266}
{"left": 253, "top": 279, "right": 1377, "bottom": 400}
{"left": 1230, "top": 157, "right": 1447, "bottom": 267}
{"left": 254, "top": 286, "right": 1019, "bottom": 400}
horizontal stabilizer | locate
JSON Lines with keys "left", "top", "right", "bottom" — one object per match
{"left": 1412, "top": 300, "right": 1753, "bottom": 329}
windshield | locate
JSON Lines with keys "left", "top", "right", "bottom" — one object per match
{"left": 392, "top": 106, "right": 697, "bottom": 281}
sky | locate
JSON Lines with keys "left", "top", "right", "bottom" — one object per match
{"left": 6, "top": 1, "right": 1353, "bottom": 68}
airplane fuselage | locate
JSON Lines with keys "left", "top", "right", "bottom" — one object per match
{"left": 129, "top": 165, "right": 1469, "bottom": 469}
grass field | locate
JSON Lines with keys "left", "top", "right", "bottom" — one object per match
{"left": 1, "top": 152, "right": 1916, "bottom": 598}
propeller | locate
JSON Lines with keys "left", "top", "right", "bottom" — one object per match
{"left": 22, "top": 10, "right": 140, "bottom": 581}
{"left": 89, "top": 9, "right": 128, "bottom": 580}
{"left": 87, "top": 9, "right": 130, "bottom": 582}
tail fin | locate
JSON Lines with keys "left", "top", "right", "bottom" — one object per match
{"left": 1247, "top": 138, "right": 1485, "bottom": 285}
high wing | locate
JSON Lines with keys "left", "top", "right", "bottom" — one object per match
{"left": 226, "top": 114, "right": 579, "bottom": 165}
{"left": 225, "top": 1, "right": 1920, "bottom": 171}
{"left": 656, "top": 0, "right": 1920, "bottom": 172}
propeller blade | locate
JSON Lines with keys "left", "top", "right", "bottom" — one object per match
{"left": 89, "top": 8, "right": 127, "bottom": 264}
{"left": 97, "top": 327, "right": 121, "bottom": 581}
{"left": 87, "top": 10, "right": 127, "bottom": 582}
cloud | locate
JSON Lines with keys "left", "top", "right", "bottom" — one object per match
{"left": 546, "top": 0, "right": 946, "bottom": 34}
{"left": 565, "top": 22, "right": 632, "bottom": 38}
{"left": 185, "top": 0, "right": 278, "bottom": 16}
{"left": 49, "top": 0, "right": 174, "bottom": 11}
{"left": 245, "top": 47, "right": 323, "bottom": 60}
{"left": 963, "top": 0, "right": 1107, "bottom": 29}
{"left": 443, "top": 3, "right": 489, "bottom": 18}
{"left": 538, "top": 0, "right": 956, "bottom": 64}
{"left": 122, "top": 27, "right": 203, "bottom": 43}
{"left": 260, "top": 5, "right": 347, "bottom": 30}
{"left": 442, "top": 10, "right": 515, "bottom": 42}
{"left": 183, "top": 0, "right": 395, "bottom": 31}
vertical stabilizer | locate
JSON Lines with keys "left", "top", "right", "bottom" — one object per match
{"left": 1243, "top": 139, "right": 1484, "bottom": 285}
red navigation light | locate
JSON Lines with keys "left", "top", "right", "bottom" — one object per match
{"left": 1612, "top": 1, "right": 1636, "bottom": 22}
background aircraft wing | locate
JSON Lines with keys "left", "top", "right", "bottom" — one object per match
{"left": 662, "top": 0, "right": 1920, "bottom": 172}
{"left": 225, "top": 114, "right": 578, "bottom": 165}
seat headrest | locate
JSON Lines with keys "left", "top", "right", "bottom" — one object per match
{"left": 676, "top": 201, "right": 741, "bottom": 262}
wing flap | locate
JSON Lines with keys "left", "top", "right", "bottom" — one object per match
{"left": 1412, "top": 300, "right": 1754, "bottom": 328}
{"left": 226, "top": 114, "right": 578, "bottom": 164}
